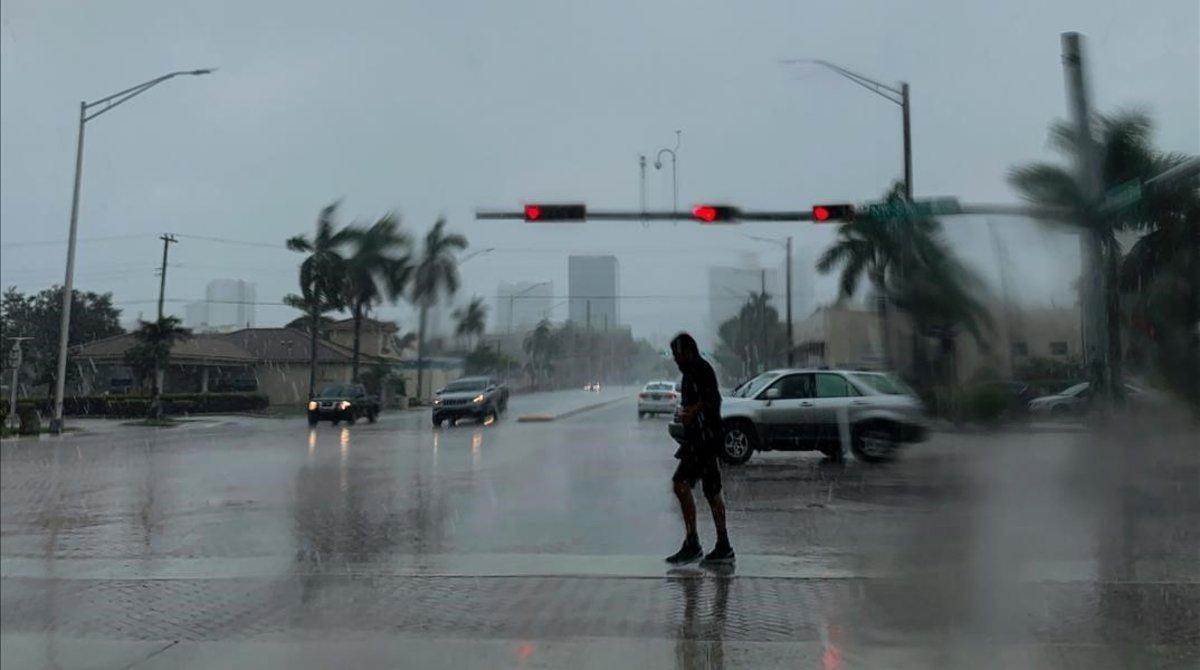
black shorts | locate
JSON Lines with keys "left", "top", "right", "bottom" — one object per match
{"left": 672, "top": 442, "right": 722, "bottom": 499}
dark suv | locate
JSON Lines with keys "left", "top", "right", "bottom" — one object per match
{"left": 432, "top": 376, "right": 508, "bottom": 427}
{"left": 307, "top": 383, "right": 380, "bottom": 426}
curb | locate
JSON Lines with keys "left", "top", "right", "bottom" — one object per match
{"left": 518, "top": 396, "right": 627, "bottom": 423}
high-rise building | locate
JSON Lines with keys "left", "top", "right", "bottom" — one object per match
{"left": 495, "top": 281, "right": 553, "bottom": 333}
{"left": 205, "top": 279, "right": 256, "bottom": 331}
{"left": 184, "top": 301, "right": 209, "bottom": 330}
{"left": 568, "top": 255, "right": 619, "bottom": 329}
{"left": 708, "top": 249, "right": 816, "bottom": 345}
{"left": 708, "top": 253, "right": 781, "bottom": 336}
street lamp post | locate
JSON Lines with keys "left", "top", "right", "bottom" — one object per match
{"left": 49, "top": 68, "right": 214, "bottom": 433}
{"left": 654, "top": 130, "right": 682, "bottom": 218}
{"left": 783, "top": 59, "right": 912, "bottom": 200}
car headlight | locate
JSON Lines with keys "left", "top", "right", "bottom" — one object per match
{"left": 433, "top": 398, "right": 442, "bottom": 406}
{"left": 307, "top": 401, "right": 317, "bottom": 411}
{"left": 339, "top": 401, "right": 351, "bottom": 410}
{"left": 472, "top": 394, "right": 485, "bottom": 404}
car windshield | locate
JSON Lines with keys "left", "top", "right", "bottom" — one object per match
{"left": 850, "top": 373, "right": 912, "bottom": 396}
{"left": 1059, "top": 383, "right": 1090, "bottom": 396}
{"left": 444, "top": 379, "right": 488, "bottom": 393}
{"left": 317, "top": 385, "right": 356, "bottom": 398}
{"left": 732, "top": 372, "right": 779, "bottom": 398}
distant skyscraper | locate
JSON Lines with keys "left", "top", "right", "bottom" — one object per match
{"left": 495, "top": 281, "right": 553, "bottom": 332}
{"left": 568, "top": 255, "right": 619, "bottom": 329}
{"left": 184, "top": 301, "right": 209, "bottom": 330}
{"left": 708, "top": 249, "right": 815, "bottom": 344}
{"left": 708, "top": 253, "right": 780, "bottom": 335}
{"left": 205, "top": 279, "right": 256, "bottom": 331}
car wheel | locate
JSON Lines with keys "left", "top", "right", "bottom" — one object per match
{"left": 330, "top": 418, "right": 339, "bottom": 426}
{"left": 637, "top": 411, "right": 645, "bottom": 419}
{"left": 432, "top": 415, "right": 443, "bottom": 428}
{"left": 720, "top": 422, "right": 757, "bottom": 465}
{"left": 367, "top": 410, "right": 378, "bottom": 424}
{"left": 307, "top": 416, "right": 318, "bottom": 428}
{"left": 851, "top": 423, "right": 899, "bottom": 463}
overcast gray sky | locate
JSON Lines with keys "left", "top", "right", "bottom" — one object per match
{"left": 2, "top": 0, "right": 1197, "bottom": 347}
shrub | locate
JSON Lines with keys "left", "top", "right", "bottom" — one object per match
{"left": 8, "top": 393, "right": 269, "bottom": 417}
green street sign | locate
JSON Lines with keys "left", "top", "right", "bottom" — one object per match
{"left": 862, "top": 197, "right": 962, "bottom": 221}
{"left": 1100, "top": 179, "right": 1142, "bottom": 213}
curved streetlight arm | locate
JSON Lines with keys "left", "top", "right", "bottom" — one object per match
{"left": 653, "top": 147, "right": 676, "bottom": 169}
{"left": 85, "top": 69, "right": 215, "bottom": 122}
{"left": 782, "top": 59, "right": 902, "bottom": 105}
{"left": 741, "top": 233, "right": 786, "bottom": 249}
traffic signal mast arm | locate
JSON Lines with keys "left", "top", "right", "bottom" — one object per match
{"left": 477, "top": 201, "right": 1078, "bottom": 223}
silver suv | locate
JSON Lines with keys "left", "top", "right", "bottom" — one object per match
{"left": 670, "top": 369, "right": 929, "bottom": 464}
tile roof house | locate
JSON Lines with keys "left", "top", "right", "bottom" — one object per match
{"left": 72, "top": 324, "right": 462, "bottom": 405}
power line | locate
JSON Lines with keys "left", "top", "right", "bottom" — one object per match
{"left": 2, "top": 234, "right": 154, "bottom": 249}
{"left": 170, "top": 233, "right": 290, "bottom": 249}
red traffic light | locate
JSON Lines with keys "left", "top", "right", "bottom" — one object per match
{"left": 812, "top": 204, "right": 854, "bottom": 222}
{"left": 523, "top": 203, "right": 586, "bottom": 222}
{"left": 691, "top": 205, "right": 740, "bottom": 223}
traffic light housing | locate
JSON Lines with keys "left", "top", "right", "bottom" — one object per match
{"left": 524, "top": 203, "right": 586, "bottom": 222}
{"left": 812, "top": 204, "right": 855, "bottom": 222}
{"left": 692, "top": 205, "right": 740, "bottom": 224}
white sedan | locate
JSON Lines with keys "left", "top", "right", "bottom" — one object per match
{"left": 637, "top": 381, "right": 680, "bottom": 418}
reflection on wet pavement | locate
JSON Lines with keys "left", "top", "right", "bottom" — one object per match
{"left": 2, "top": 399, "right": 1198, "bottom": 667}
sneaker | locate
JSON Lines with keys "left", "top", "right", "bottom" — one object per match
{"left": 665, "top": 537, "right": 703, "bottom": 564}
{"left": 702, "top": 542, "right": 736, "bottom": 564}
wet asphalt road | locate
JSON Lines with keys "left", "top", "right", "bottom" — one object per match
{"left": 2, "top": 390, "right": 1198, "bottom": 669}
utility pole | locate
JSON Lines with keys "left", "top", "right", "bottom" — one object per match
{"left": 156, "top": 234, "right": 177, "bottom": 320}
{"left": 586, "top": 300, "right": 592, "bottom": 385}
{"left": 785, "top": 237, "right": 794, "bottom": 367}
{"left": 6, "top": 337, "right": 32, "bottom": 430}
{"left": 151, "top": 234, "right": 178, "bottom": 419}
{"left": 639, "top": 154, "right": 647, "bottom": 224}
{"left": 1062, "top": 32, "right": 1114, "bottom": 404}
{"left": 760, "top": 269, "right": 767, "bottom": 372}
{"left": 901, "top": 82, "right": 913, "bottom": 201}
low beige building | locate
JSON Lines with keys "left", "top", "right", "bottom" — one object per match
{"left": 794, "top": 304, "right": 887, "bottom": 370}
{"left": 794, "top": 301, "right": 1081, "bottom": 382}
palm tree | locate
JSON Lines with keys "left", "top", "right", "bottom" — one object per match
{"left": 286, "top": 203, "right": 352, "bottom": 398}
{"left": 818, "top": 181, "right": 990, "bottom": 385}
{"left": 816, "top": 182, "right": 932, "bottom": 372}
{"left": 410, "top": 219, "right": 468, "bottom": 399}
{"left": 341, "top": 214, "right": 412, "bottom": 381}
{"left": 1009, "top": 110, "right": 1197, "bottom": 400}
{"left": 522, "top": 319, "right": 559, "bottom": 388}
{"left": 452, "top": 296, "right": 488, "bottom": 350}
{"left": 124, "top": 316, "right": 191, "bottom": 420}
{"left": 714, "top": 291, "right": 788, "bottom": 379}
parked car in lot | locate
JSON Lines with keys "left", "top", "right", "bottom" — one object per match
{"left": 308, "top": 383, "right": 380, "bottom": 426}
{"left": 1027, "top": 381, "right": 1165, "bottom": 417}
{"left": 584, "top": 382, "right": 602, "bottom": 392}
{"left": 637, "top": 380, "right": 680, "bottom": 418}
{"left": 432, "top": 376, "right": 508, "bottom": 427}
{"left": 670, "top": 369, "right": 929, "bottom": 464}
